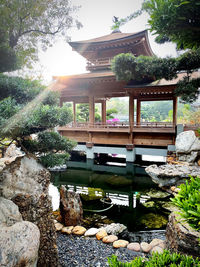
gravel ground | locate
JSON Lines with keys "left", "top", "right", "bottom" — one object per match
{"left": 57, "top": 233, "right": 144, "bottom": 267}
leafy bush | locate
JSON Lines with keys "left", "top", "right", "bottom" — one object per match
{"left": 107, "top": 250, "right": 199, "bottom": 267}
{"left": 171, "top": 176, "right": 200, "bottom": 231}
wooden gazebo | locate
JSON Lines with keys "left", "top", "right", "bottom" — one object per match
{"left": 53, "top": 29, "right": 193, "bottom": 161}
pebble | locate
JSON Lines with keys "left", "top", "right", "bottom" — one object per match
{"left": 55, "top": 222, "right": 64, "bottom": 231}
{"left": 150, "top": 246, "right": 164, "bottom": 254}
{"left": 61, "top": 226, "right": 74, "bottom": 235}
{"left": 140, "top": 242, "right": 152, "bottom": 253}
{"left": 72, "top": 226, "right": 86, "bottom": 235}
{"left": 57, "top": 233, "right": 142, "bottom": 267}
{"left": 96, "top": 229, "right": 107, "bottom": 240}
{"left": 85, "top": 228, "right": 99, "bottom": 237}
{"left": 127, "top": 242, "right": 141, "bottom": 252}
{"left": 113, "top": 240, "right": 129, "bottom": 248}
{"left": 102, "top": 235, "right": 118, "bottom": 244}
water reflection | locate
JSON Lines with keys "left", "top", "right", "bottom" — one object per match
{"left": 50, "top": 161, "right": 169, "bottom": 231}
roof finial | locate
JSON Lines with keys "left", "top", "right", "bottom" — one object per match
{"left": 112, "top": 16, "right": 121, "bottom": 33}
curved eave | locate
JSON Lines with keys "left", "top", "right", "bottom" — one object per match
{"left": 69, "top": 30, "right": 153, "bottom": 56}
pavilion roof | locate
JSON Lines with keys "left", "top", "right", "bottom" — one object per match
{"left": 69, "top": 30, "right": 145, "bottom": 45}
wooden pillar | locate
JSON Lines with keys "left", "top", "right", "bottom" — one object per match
{"left": 89, "top": 95, "right": 95, "bottom": 125}
{"left": 136, "top": 99, "right": 141, "bottom": 125}
{"left": 73, "top": 101, "right": 76, "bottom": 123}
{"left": 173, "top": 97, "right": 178, "bottom": 126}
{"left": 102, "top": 100, "right": 106, "bottom": 125}
{"left": 129, "top": 95, "right": 134, "bottom": 128}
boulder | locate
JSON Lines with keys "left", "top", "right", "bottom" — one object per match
{"left": 166, "top": 212, "right": 200, "bottom": 257}
{"left": 0, "top": 197, "right": 22, "bottom": 226}
{"left": 0, "top": 221, "right": 40, "bottom": 267}
{"left": 145, "top": 164, "right": 200, "bottom": 187}
{"left": 60, "top": 185, "right": 83, "bottom": 226}
{"left": 0, "top": 197, "right": 40, "bottom": 267}
{"left": 113, "top": 240, "right": 129, "bottom": 248}
{"left": 0, "top": 155, "right": 59, "bottom": 267}
{"left": 176, "top": 131, "right": 200, "bottom": 154}
{"left": 102, "top": 235, "right": 118, "bottom": 243}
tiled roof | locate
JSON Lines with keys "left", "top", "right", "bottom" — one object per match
{"left": 69, "top": 30, "right": 146, "bottom": 45}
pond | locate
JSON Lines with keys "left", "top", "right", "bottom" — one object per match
{"left": 50, "top": 160, "right": 171, "bottom": 233}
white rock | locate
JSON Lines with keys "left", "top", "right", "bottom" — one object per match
{"left": 0, "top": 197, "right": 22, "bottom": 226}
{"left": 84, "top": 228, "right": 99, "bottom": 237}
{"left": 176, "top": 131, "right": 200, "bottom": 153}
{"left": 104, "top": 223, "right": 127, "bottom": 235}
{"left": 0, "top": 221, "right": 40, "bottom": 267}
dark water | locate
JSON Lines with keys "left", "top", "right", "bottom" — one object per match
{"left": 51, "top": 160, "right": 170, "bottom": 232}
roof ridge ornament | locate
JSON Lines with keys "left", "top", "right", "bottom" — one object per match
{"left": 112, "top": 16, "right": 121, "bottom": 33}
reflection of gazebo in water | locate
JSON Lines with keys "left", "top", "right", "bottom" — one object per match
{"left": 54, "top": 29, "right": 198, "bottom": 162}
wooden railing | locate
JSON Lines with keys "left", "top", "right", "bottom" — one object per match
{"left": 65, "top": 121, "right": 174, "bottom": 129}
{"left": 86, "top": 57, "right": 112, "bottom": 71}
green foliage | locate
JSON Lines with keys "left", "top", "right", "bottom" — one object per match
{"left": 107, "top": 250, "right": 200, "bottom": 267}
{"left": 0, "top": 97, "right": 21, "bottom": 126}
{"left": 76, "top": 104, "right": 89, "bottom": 122}
{"left": 106, "top": 108, "right": 118, "bottom": 120}
{"left": 112, "top": 0, "right": 200, "bottom": 49}
{"left": 112, "top": 49, "right": 200, "bottom": 102}
{"left": 22, "top": 131, "right": 76, "bottom": 168}
{"left": 112, "top": 53, "right": 178, "bottom": 82}
{"left": 24, "top": 104, "right": 72, "bottom": 133}
{"left": 0, "top": 74, "right": 45, "bottom": 104}
{"left": 0, "top": 0, "right": 82, "bottom": 70}
{"left": 0, "top": 75, "right": 75, "bottom": 168}
{"left": 171, "top": 176, "right": 200, "bottom": 231}
{"left": 142, "top": 0, "right": 200, "bottom": 49}
{"left": 176, "top": 77, "right": 200, "bottom": 103}
{"left": 0, "top": 45, "right": 19, "bottom": 72}
{"left": 39, "top": 153, "right": 70, "bottom": 168}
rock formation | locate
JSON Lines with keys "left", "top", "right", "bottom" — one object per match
{"left": 0, "top": 150, "right": 59, "bottom": 267}
{"left": 166, "top": 212, "right": 200, "bottom": 257}
{"left": 145, "top": 131, "right": 200, "bottom": 188}
{"left": 0, "top": 197, "right": 40, "bottom": 267}
{"left": 60, "top": 185, "right": 83, "bottom": 226}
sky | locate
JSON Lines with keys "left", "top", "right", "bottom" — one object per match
{"left": 39, "top": 0, "right": 178, "bottom": 82}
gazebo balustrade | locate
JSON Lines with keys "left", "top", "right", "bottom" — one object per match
{"left": 86, "top": 57, "right": 112, "bottom": 71}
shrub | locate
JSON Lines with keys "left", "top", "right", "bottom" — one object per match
{"left": 171, "top": 176, "right": 200, "bottom": 231}
{"left": 107, "top": 250, "right": 199, "bottom": 267}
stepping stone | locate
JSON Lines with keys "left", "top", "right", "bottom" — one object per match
{"left": 127, "top": 242, "right": 141, "bottom": 252}
{"left": 84, "top": 228, "right": 99, "bottom": 237}
{"left": 96, "top": 229, "right": 107, "bottom": 240}
{"left": 72, "top": 226, "right": 86, "bottom": 235}
{"left": 113, "top": 240, "right": 129, "bottom": 248}
{"left": 55, "top": 222, "right": 64, "bottom": 231}
{"left": 141, "top": 242, "right": 152, "bottom": 253}
{"left": 102, "top": 235, "right": 118, "bottom": 243}
{"left": 61, "top": 226, "right": 74, "bottom": 234}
